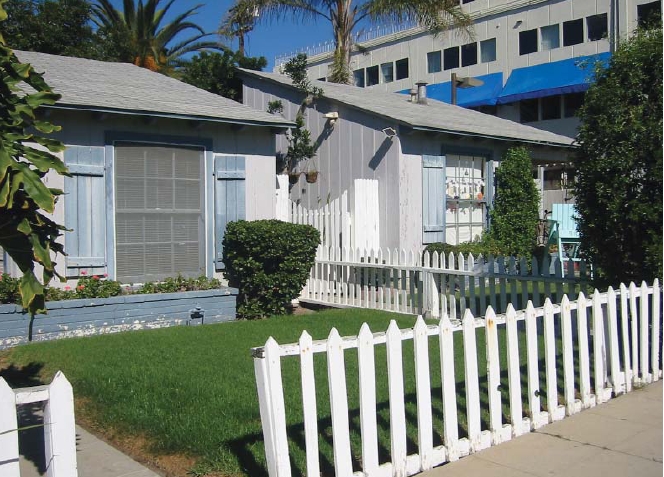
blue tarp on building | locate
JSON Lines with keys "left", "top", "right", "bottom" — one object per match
{"left": 496, "top": 52, "right": 611, "bottom": 104}
{"left": 399, "top": 72, "right": 504, "bottom": 108}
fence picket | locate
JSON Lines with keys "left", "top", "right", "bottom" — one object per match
{"left": 463, "top": 310, "right": 488, "bottom": 452}
{"left": 0, "top": 378, "right": 19, "bottom": 477}
{"left": 509, "top": 257, "right": 518, "bottom": 310}
{"left": 620, "top": 284, "right": 632, "bottom": 391}
{"left": 386, "top": 320, "right": 407, "bottom": 474}
{"left": 653, "top": 279, "right": 661, "bottom": 380}
{"left": 439, "top": 314, "right": 459, "bottom": 461}
{"left": 606, "top": 287, "right": 623, "bottom": 394}
{"left": 297, "top": 332, "right": 320, "bottom": 476}
{"left": 577, "top": 293, "right": 594, "bottom": 408}
{"left": 263, "top": 339, "right": 291, "bottom": 476}
{"left": 561, "top": 295, "right": 578, "bottom": 415}
{"left": 531, "top": 259, "right": 541, "bottom": 308}
{"left": 357, "top": 324, "right": 379, "bottom": 475}
{"left": 525, "top": 302, "right": 546, "bottom": 429}
{"left": 478, "top": 256, "right": 487, "bottom": 313}
{"left": 640, "top": 281, "right": 651, "bottom": 383}
{"left": 592, "top": 290, "right": 609, "bottom": 403}
{"left": 485, "top": 307, "right": 505, "bottom": 444}
{"left": 468, "top": 254, "right": 477, "bottom": 316}
{"left": 629, "top": 282, "right": 639, "bottom": 385}
{"left": 497, "top": 257, "right": 507, "bottom": 314}
{"left": 506, "top": 305, "right": 526, "bottom": 436}
{"left": 327, "top": 329, "right": 353, "bottom": 475}
{"left": 544, "top": 299, "right": 564, "bottom": 421}
{"left": 413, "top": 317, "right": 434, "bottom": 470}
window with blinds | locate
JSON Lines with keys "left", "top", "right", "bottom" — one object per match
{"left": 114, "top": 143, "right": 204, "bottom": 283}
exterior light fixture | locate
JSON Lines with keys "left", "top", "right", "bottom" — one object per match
{"left": 450, "top": 73, "right": 484, "bottom": 105}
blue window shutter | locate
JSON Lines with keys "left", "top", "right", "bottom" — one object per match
{"left": 423, "top": 155, "right": 445, "bottom": 244}
{"left": 64, "top": 146, "right": 107, "bottom": 276}
{"left": 215, "top": 155, "right": 246, "bottom": 269}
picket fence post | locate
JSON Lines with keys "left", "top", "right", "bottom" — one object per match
{"left": 44, "top": 371, "right": 78, "bottom": 477}
{"left": 327, "top": 329, "right": 353, "bottom": 475}
{"left": 0, "top": 378, "right": 19, "bottom": 477}
{"left": 357, "top": 323, "right": 379, "bottom": 475}
{"left": 439, "top": 313, "right": 459, "bottom": 461}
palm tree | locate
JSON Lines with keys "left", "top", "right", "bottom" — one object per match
{"left": 226, "top": 0, "right": 472, "bottom": 83}
{"left": 92, "top": 0, "right": 220, "bottom": 72}
{"left": 219, "top": 0, "right": 259, "bottom": 56}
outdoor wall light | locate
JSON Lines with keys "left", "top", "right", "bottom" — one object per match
{"left": 382, "top": 127, "right": 397, "bottom": 139}
{"left": 324, "top": 111, "right": 339, "bottom": 127}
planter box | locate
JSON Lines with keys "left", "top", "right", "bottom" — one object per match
{"left": 0, "top": 287, "right": 238, "bottom": 349}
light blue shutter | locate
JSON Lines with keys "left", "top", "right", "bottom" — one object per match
{"left": 64, "top": 146, "right": 107, "bottom": 276}
{"left": 422, "top": 155, "right": 445, "bottom": 244}
{"left": 215, "top": 155, "right": 246, "bottom": 269}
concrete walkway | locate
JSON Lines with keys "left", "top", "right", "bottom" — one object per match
{"left": 19, "top": 425, "right": 161, "bottom": 477}
{"left": 422, "top": 380, "right": 662, "bottom": 477}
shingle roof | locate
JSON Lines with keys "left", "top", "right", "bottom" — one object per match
{"left": 15, "top": 50, "right": 292, "bottom": 128}
{"left": 239, "top": 69, "right": 575, "bottom": 147}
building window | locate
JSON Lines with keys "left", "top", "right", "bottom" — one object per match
{"left": 317, "top": 77, "right": 326, "bottom": 82}
{"left": 480, "top": 38, "right": 496, "bottom": 63}
{"left": 381, "top": 62, "right": 394, "bottom": 83}
{"left": 395, "top": 58, "right": 409, "bottom": 80}
{"left": 563, "top": 18, "right": 584, "bottom": 46}
{"left": 353, "top": 68, "right": 365, "bottom": 87}
{"left": 461, "top": 42, "right": 478, "bottom": 66}
{"left": 541, "top": 24, "right": 560, "bottom": 50}
{"left": 520, "top": 99, "right": 539, "bottom": 123}
{"left": 587, "top": 13, "right": 608, "bottom": 41}
{"left": 519, "top": 29, "right": 538, "bottom": 55}
{"left": 638, "top": 1, "right": 662, "bottom": 28}
{"left": 444, "top": 154, "right": 487, "bottom": 245}
{"left": 427, "top": 50, "right": 442, "bottom": 73}
{"left": 366, "top": 65, "right": 379, "bottom": 86}
{"left": 115, "top": 143, "right": 204, "bottom": 283}
{"left": 472, "top": 105, "right": 497, "bottom": 115}
{"left": 564, "top": 92, "right": 585, "bottom": 118}
{"left": 541, "top": 95, "right": 562, "bottom": 120}
{"left": 444, "top": 46, "right": 459, "bottom": 70}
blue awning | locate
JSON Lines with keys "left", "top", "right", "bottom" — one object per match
{"left": 496, "top": 53, "right": 611, "bottom": 104}
{"left": 399, "top": 72, "right": 504, "bottom": 108}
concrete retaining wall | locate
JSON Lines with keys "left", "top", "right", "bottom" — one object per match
{"left": 0, "top": 288, "right": 238, "bottom": 349}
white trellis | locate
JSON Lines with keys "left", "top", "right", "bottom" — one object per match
{"left": 253, "top": 280, "right": 662, "bottom": 477}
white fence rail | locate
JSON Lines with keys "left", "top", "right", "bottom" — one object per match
{"left": 0, "top": 371, "right": 77, "bottom": 477}
{"left": 302, "top": 246, "right": 592, "bottom": 319}
{"left": 254, "top": 280, "right": 662, "bottom": 477}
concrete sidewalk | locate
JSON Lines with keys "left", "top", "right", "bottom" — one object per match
{"left": 422, "top": 380, "right": 663, "bottom": 477}
{"left": 19, "top": 425, "right": 161, "bottom": 477}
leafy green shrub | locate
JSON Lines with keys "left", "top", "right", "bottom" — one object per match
{"left": 223, "top": 220, "right": 320, "bottom": 319}
{"left": 574, "top": 27, "right": 662, "bottom": 286}
{"left": 424, "top": 236, "right": 504, "bottom": 262}
{"left": 0, "top": 274, "right": 20, "bottom": 304}
{"left": 73, "top": 273, "right": 123, "bottom": 299}
{"left": 487, "top": 147, "right": 540, "bottom": 259}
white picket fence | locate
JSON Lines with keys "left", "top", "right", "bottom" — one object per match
{"left": 253, "top": 280, "right": 662, "bottom": 477}
{"left": 0, "top": 371, "right": 77, "bottom": 477}
{"left": 281, "top": 178, "right": 380, "bottom": 250}
{"left": 302, "top": 246, "right": 592, "bottom": 320}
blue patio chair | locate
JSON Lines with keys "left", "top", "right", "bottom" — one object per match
{"left": 548, "top": 204, "right": 581, "bottom": 265}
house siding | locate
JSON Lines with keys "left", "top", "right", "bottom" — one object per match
{"left": 22, "top": 110, "right": 277, "bottom": 285}
{"left": 243, "top": 78, "right": 403, "bottom": 249}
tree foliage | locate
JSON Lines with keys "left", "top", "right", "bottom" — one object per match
{"left": 488, "top": 147, "right": 540, "bottom": 259}
{"left": 178, "top": 50, "right": 266, "bottom": 101}
{"left": 0, "top": 0, "right": 69, "bottom": 323}
{"left": 0, "top": 0, "right": 100, "bottom": 58}
{"left": 228, "top": 0, "right": 472, "bottom": 84}
{"left": 573, "top": 27, "right": 663, "bottom": 286}
{"left": 92, "top": 0, "right": 221, "bottom": 72}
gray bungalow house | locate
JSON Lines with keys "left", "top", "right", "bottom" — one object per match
{"left": 13, "top": 51, "right": 292, "bottom": 285}
{"left": 240, "top": 69, "right": 574, "bottom": 252}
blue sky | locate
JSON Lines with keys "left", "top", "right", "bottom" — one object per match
{"left": 109, "top": 0, "right": 335, "bottom": 70}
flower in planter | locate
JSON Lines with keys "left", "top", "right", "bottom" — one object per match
{"left": 77, "top": 285, "right": 85, "bottom": 291}
{"left": 81, "top": 270, "right": 87, "bottom": 276}
{"left": 92, "top": 275, "right": 100, "bottom": 281}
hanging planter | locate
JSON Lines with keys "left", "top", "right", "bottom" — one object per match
{"left": 288, "top": 172, "right": 301, "bottom": 184}
{"left": 305, "top": 171, "right": 319, "bottom": 183}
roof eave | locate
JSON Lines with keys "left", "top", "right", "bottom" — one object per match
{"left": 43, "top": 104, "right": 294, "bottom": 131}
{"left": 408, "top": 125, "right": 576, "bottom": 149}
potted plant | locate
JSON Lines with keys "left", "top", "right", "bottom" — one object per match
{"left": 305, "top": 170, "right": 318, "bottom": 183}
{"left": 289, "top": 171, "right": 301, "bottom": 184}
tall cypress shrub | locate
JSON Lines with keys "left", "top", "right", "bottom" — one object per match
{"left": 488, "top": 147, "right": 540, "bottom": 258}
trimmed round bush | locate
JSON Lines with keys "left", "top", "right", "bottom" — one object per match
{"left": 222, "top": 220, "right": 320, "bottom": 319}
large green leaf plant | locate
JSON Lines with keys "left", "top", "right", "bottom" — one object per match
{"left": 0, "top": 0, "right": 69, "bottom": 326}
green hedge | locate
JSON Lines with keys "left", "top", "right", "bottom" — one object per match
{"left": 222, "top": 220, "right": 320, "bottom": 319}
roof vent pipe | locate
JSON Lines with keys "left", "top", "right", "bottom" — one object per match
{"left": 416, "top": 81, "right": 428, "bottom": 105}
{"left": 409, "top": 88, "right": 417, "bottom": 103}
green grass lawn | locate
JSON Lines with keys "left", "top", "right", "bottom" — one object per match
{"left": 0, "top": 308, "right": 559, "bottom": 477}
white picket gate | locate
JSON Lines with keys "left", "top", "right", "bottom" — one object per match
{"left": 0, "top": 371, "right": 77, "bottom": 477}
{"left": 301, "top": 246, "right": 592, "bottom": 320}
{"left": 253, "top": 280, "right": 662, "bottom": 477}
